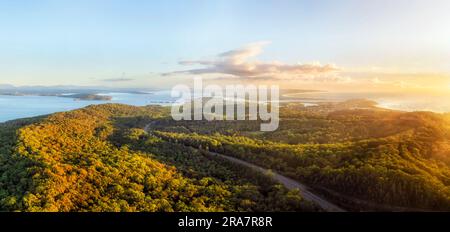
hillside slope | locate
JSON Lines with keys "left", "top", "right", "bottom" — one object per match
{"left": 148, "top": 102, "right": 450, "bottom": 211}
{"left": 1, "top": 102, "right": 450, "bottom": 211}
{"left": 0, "top": 104, "right": 315, "bottom": 212}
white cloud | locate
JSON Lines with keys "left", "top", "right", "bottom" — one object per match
{"left": 165, "top": 42, "right": 341, "bottom": 81}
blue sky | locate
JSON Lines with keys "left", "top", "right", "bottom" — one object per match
{"left": 0, "top": 0, "right": 449, "bottom": 91}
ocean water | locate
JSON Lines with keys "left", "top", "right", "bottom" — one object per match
{"left": 284, "top": 92, "right": 450, "bottom": 113}
{"left": 1, "top": 91, "right": 449, "bottom": 123}
{"left": 0, "top": 91, "right": 178, "bottom": 122}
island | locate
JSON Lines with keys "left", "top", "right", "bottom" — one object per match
{"left": 60, "top": 94, "right": 112, "bottom": 101}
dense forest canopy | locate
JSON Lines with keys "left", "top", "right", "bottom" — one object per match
{"left": 147, "top": 101, "right": 450, "bottom": 210}
{"left": 0, "top": 104, "right": 314, "bottom": 212}
{"left": 1, "top": 100, "right": 450, "bottom": 211}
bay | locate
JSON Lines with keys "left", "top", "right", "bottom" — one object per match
{"left": 1, "top": 90, "right": 449, "bottom": 123}
{"left": 0, "top": 91, "right": 177, "bottom": 122}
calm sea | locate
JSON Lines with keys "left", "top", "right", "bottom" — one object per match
{"left": 1, "top": 91, "right": 449, "bottom": 123}
{"left": 0, "top": 91, "right": 177, "bottom": 122}
{"left": 284, "top": 92, "right": 450, "bottom": 113}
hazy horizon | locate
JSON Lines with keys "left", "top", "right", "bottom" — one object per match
{"left": 2, "top": 1, "right": 450, "bottom": 218}
{"left": 1, "top": 0, "right": 450, "bottom": 122}
{"left": 0, "top": 0, "right": 449, "bottom": 94}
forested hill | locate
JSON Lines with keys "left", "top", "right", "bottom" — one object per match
{"left": 0, "top": 104, "right": 315, "bottom": 212}
{"left": 147, "top": 102, "right": 450, "bottom": 211}
{"left": 1, "top": 102, "right": 450, "bottom": 211}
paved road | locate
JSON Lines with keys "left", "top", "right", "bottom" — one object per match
{"left": 208, "top": 151, "right": 345, "bottom": 212}
{"left": 144, "top": 122, "right": 346, "bottom": 212}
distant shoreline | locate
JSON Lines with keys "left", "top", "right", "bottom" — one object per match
{"left": 1, "top": 90, "right": 449, "bottom": 123}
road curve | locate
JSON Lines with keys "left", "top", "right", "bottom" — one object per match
{"left": 144, "top": 122, "right": 346, "bottom": 212}
{"left": 208, "top": 151, "right": 345, "bottom": 212}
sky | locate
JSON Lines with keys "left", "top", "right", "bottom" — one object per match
{"left": 0, "top": 0, "right": 449, "bottom": 92}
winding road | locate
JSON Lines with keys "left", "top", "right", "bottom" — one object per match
{"left": 208, "top": 151, "right": 345, "bottom": 212}
{"left": 144, "top": 122, "right": 346, "bottom": 212}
